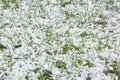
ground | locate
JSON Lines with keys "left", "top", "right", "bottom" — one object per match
{"left": 0, "top": 0, "right": 120, "bottom": 80}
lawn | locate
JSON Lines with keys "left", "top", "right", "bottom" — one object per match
{"left": 0, "top": 0, "right": 120, "bottom": 80}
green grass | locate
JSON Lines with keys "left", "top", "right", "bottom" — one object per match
{"left": 1, "top": 0, "right": 19, "bottom": 8}
{"left": 84, "top": 60, "right": 94, "bottom": 67}
{"left": 64, "top": 11, "right": 75, "bottom": 20}
{"left": 104, "top": 61, "right": 120, "bottom": 80}
{"left": 55, "top": 60, "right": 67, "bottom": 69}
{"left": 0, "top": 43, "right": 6, "bottom": 50}
{"left": 14, "top": 40, "right": 22, "bottom": 48}
{"left": 93, "top": 21, "right": 107, "bottom": 27}
{"left": 62, "top": 40, "right": 80, "bottom": 54}
{"left": 80, "top": 31, "right": 88, "bottom": 37}
{"left": 38, "top": 69, "right": 53, "bottom": 80}
{"left": 0, "top": 0, "right": 120, "bottom": 79}
{"left": 61, "top": 1, "right": 72, "bottom": 7}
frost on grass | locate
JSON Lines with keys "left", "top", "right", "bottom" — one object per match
{"left": 0, "top": 0, "right": 120, "bottom": 80}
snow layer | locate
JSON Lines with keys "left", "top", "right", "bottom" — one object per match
{"left": 0, "top": 0, "right": 120, "bottom": 80}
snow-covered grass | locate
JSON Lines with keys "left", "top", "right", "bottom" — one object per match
{"left": 0, "top": 0, "right": 120, "bottom": 80}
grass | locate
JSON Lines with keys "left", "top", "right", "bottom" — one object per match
{"left": 64, "top": 11, "right": 75, "bottom": 20}
{"left": 0, "top": 43, "right": 6, "bottom": 50}
{"left": 38, "top": 69, "right": 53, "bottom": 80}
{"left": 0, "top": 0, "right": 120, "bottom": 80}
{"left": 62, "top": 39, "right": 80, "bottom": 54}
{"left": 104, "top": 61, "right": 120, "bottom": 80}
{"left": 93, "top": 21, "right": 108, "bottom": 27}
{"left": 55, "top": 60, "right": 67, "bottom": 69}
{"left": 61, "top": 1, "right": 72, "bottom": 7}
{"left": 84, "top": 60, "right": 94, "bottom": 67}
{"left": 14, "top": 40, "right": 22, "bottom": 48}
{"left": 1, "top": 0, "right": 19, "bottom": 8}
{"left": 80, "top": 31, "right": 88, "bottom": 37}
